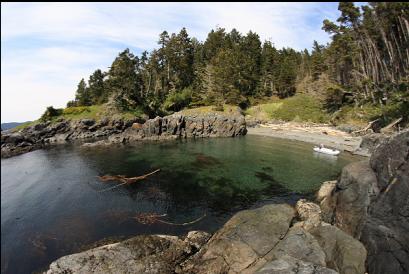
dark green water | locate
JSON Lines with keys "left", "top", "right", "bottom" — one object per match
{"left": 1, "top": 135, "right": 362, "bottom": 274}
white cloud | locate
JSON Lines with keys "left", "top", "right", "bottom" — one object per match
{"left": 1, "top": 2, "right": 341, "bottom": 122}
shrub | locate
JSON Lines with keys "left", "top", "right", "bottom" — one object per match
{"left": 66, "top": 100, "right": 77, "bottom": 108}
{"left": 324, "top": 86, "right": 345, "bottom": 112}
{"left": 62, "top": 106, "right": 91, "bottom": 115}
{"left": 40, "top": 106, "right": 63, "bottom": 121}
{"left": 163, "top": 87, "right": 193, "bottom": 112}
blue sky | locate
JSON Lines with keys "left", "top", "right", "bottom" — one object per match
{"left": 2, "top": 2, "right": 356, "bottom": 122}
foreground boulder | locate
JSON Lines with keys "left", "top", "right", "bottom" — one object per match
{"left": 334, "top": 160, "right": 379, "bottom": 238}
{"left": 180, "top": 204, "right": 295, "bottom": 273}
{"left": 362, "top": 130, "right": 409, "bottom": 274}
{"left": 46, "top": 231, "right": 211, "bottom": 274}
{"left": 317, "top": 130, "right": 409, "bottom": 274}
{"left": 308, "top": 224, "right": 367, "bottom": 274}
{"left": 255, "top": 255, "right": 337, "bottom": 274}
{"left": 45, "top": 202, "right": 368, "bottom": 274}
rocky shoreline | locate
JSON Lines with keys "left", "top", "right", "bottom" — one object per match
{"left": 1, "top": 111, "right": 247, "bottom": 158}
{"left": 44, "top": 130, "right": 408, "bottom": 274}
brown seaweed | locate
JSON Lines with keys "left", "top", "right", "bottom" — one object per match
{"left": 98, "top": 169, "right": 160, "bottom": 192}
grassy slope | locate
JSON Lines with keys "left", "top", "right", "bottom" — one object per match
{"left": 179, "top": 104, "right": 240, "bottom": 115}
{"left": 245, "top": 94, "right": 330, "bottom": 124}
{"left": 12, "top": 105, "right": 145, "bottom": 132}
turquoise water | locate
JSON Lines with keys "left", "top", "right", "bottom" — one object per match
{"left": 1, "top": 135, "right": 362, "bottom": 274}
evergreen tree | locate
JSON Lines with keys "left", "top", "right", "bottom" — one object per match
{"left": 87, "top": 69, "right": 105, "bottom": 104}
{"left": 105, "top": 49, "right": 140, "bottom": 110}
{"left": 310, "top": 41, "right": 326, "bottom": 81}
{"left": 75, "top": 78, "right": 91, "bottom": 106}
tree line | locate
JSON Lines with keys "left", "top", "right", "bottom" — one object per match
{"left": 68, "top": 2, "right": 408, "bottom": 118}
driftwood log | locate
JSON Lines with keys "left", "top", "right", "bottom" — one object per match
{"left": 381, "top": 117, "right": 402, "bottom": 133}
{"left": 98, "top": 169, "right": 160, "bottom": 192}
{"left": 352, "top": 119, "right": 380, "bottom": 135}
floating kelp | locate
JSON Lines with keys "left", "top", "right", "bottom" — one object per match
{"left": 98, "top": 169, "right": 160, "bottom": 192}
{"left": 132, "top": 213, "right": 168, "bottom": 224}
{"left": 132, "top": 212, "right": 206, "bottom": 226}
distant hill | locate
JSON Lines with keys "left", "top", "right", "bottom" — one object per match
{"left": 1, "top": 122, "right": 31, "bottom": 131}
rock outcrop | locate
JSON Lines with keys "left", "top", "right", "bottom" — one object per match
{"left": 45, "top": 203, "right": 367, "bottom": 274}
{"left": 47, "top": 231, "right": 211, "bottom": 274}
{"left": 334, "top": 160, "right": 379, "bottom": 238}
{"left": 117, "top": 112, "right": 247, "bottom": 143}
{"left": 317, "top": 129, "right": 409, "bottom": 274}
{"left": 357, "top": 133, "right": 387, "bottom": 155}
{"left": 1, "top": 111, "right": 247, "bottom": 158}
{"left": 180, "top": 204, "right": 296, "bottom": 273}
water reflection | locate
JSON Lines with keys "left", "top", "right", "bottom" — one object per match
{"left": 313, "top": 151, "right": 339, "bottom": 164}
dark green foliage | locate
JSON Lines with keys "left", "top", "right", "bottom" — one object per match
{"left": 105, "top": 49, "right": 141, "bottom": 111}
{"left": 66, "top": 100, "right": 77, "bottom": 108}
{"left": 40, "top": 106, "right": 63, "bottom": 121}
{"left": 88, "top": 69, "right": 106, "bottom": 104}
{"left": 310, "top": 41, "right": 326, "bottom": 81}
{"left": 64, "top": 4, "right": 408, "bottom": 124}
{"left": 163, "top": 87, "right": 193, "bottom": 112}
{"left": 324, "top": 86, "right": 345, "bottom": 112}
{"left": 74, "top": 79, "right": 91, "bottom": 106}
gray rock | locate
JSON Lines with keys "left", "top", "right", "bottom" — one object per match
{"left": 6, "top": 133, "right": 24, "bottom": 144}
{"left": 46, "top": 231, "right": 210, "bottom": 274}
{"left": 255, "top": 255, "right": 338, "bottom": 274}
{"left": 359, "top": 133, "right": 387, "bottom": 155}
{"left": 361, "top": 130, "right": 409, "bottom": 274}
{"left": 369, "top": 129, "right": 409, "bottom": 190}
{"left": 334, "top": 160, "right": 379, "bottom": 238}
{"left": 180, "top": 204, "right": 295, "bottom": 273}
{"left": 269, "top": 227, "right": 326, "bottom": 267}
{"left": 326, "top": 130, "right": 409, "bottom": 274}
{"left": 308, "top": 223, "right": 367, "bottom": 274}
{"left": 316, "top": 181, "right": 337, "bottom": 224}
{"left": 295, "top": 199, "right": 322, "bottom": 230}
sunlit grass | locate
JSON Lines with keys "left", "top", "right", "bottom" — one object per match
{"left": 246, "top": 94, "right": 330, "bottom": 123}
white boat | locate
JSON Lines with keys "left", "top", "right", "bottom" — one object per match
{"left": 313, "top": 146, "right": 340, "bottom": 156}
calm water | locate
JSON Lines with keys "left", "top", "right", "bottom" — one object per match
{"left": 1, "top": 135, "right": 362, "bottom": 274}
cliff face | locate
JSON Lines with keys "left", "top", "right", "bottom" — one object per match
{"left": 319, "top": 130, "right": 409, "bottom": 274}
{"left": 1, "top": 111, "right": 247, "bottom": 158}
